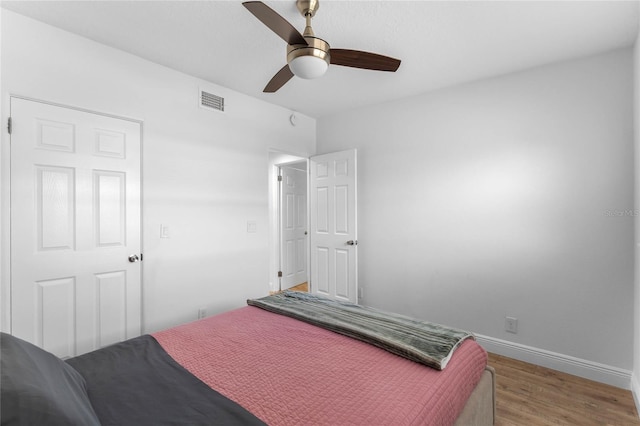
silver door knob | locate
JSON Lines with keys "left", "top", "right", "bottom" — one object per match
{"left": 128, "top": 254, "right": 140, "bottom": 263}
{"left": 346, "top": 240, "right": 358, "bottom": 246}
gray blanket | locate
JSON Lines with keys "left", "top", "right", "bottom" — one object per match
{"left": 247, "top": 291, "right": 474, "bottom": 370}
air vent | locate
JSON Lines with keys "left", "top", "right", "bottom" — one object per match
{"left": 200, "top": 90, "right": 224, "bottom": 112}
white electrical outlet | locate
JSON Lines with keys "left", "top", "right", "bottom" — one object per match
{"left": 198, "top": 308, "right": 207, "bottom": 319}
{"left": 505, "top": 316, "right": 518, "bottom": 334}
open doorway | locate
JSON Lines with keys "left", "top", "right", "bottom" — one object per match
{"left": 268, "top": 149, "right": 358, "bottom": 301}
{"left": 268, "top": 152, "right": 309, "bottom": 294}
{"left": 278, "top": 161, "right": 308, "bottom": 291}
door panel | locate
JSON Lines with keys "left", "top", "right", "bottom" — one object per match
{"left": 94, "top": 171, "right": 126, "bottom": 246}
{"left": 37, "top": 166, "right": 76, "bottom": 251}
{"left": 315, "top": 247, "right": 330, "bottom": 294}
{"left": 335, "top": 249, "right": 350, "bottom": 299}
{"left": 36, "top": 118, "right": 75, "bottom": 152}
{"left": 96, "top": 270, "right": 127, "bottom": 348}
{"left": 36, "top": 277, "right": 75, "bottom": 358}
{"left": 310, "top": 149, "right": 357, "bottom": 303}
{"left": 10, "top": 98, "right": 142, "bottom": 357}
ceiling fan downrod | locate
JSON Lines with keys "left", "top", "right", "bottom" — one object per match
{"left": 297, "top": 0, "right": 319, "bottom": 37}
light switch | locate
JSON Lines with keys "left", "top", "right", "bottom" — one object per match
{"left": 247, "top": 221, "right": 257, "bottom": 233}
{"left": 160, "top": 224, "right": 170, "bottom": 239}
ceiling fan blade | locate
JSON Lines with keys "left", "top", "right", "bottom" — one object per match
{"left": 264, "top": 64, "right": 295, "bottom": 93}
{"left": 330, "top": 49, "right": 401, "bottom": 72}
{"left": 243, "top": 1, "right": 307, "bottom": 46}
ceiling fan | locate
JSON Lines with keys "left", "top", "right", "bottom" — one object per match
{"left": 242, "top": 0, "right": 401, "bottom": 93}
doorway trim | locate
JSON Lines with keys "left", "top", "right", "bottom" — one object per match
{"left": 268, "top": 150, "right": 309, "bottom": 294}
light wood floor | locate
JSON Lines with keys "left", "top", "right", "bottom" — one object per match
{"left": 488, "top": 352, "right": 640, "bottom": 425}
{"left": 269, "top": 282, "right": 308, "bottom": 295}
{"left": 288, "top": 282, "right": 309, "bottom": 292}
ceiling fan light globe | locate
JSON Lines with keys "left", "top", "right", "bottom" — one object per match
{"left": 289, "top": 55, "right": 329, "bottom": 79}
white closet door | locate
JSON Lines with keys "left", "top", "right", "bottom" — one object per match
{"left": 309, "top": 149, "right": 357, "bottom": 303}
{"left": 10, "top": 97, "right": 142, "bottom": 357}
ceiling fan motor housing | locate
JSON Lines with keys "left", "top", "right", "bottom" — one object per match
{"left": 287, "top": 36, "right": 331, "bottom": 78}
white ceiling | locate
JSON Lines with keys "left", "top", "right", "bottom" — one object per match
{"left": 2, "top": 0, "right": 638, "bottom": 118}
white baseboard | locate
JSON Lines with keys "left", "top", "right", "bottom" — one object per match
{"left": 476, "top": 334, "right": 632, "bottom": 390}
{"left": 631, "top": 373, "right": 640, "bottom": 415}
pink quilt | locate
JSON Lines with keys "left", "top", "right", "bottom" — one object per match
{"left": 154, "top": 306, "right": 487, "bottom": 426}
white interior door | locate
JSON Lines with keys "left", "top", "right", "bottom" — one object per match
{"left": 10, "top": 97, "right": 142, "bottom": 358}
{"left": 279, "top": 164, "right": 307, "bottom": 290}
{"left": 309, "top": 149, "right": 357, "bottom": 303}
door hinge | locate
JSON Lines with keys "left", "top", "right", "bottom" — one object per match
{"left": 277, "top": 175, "right": 283, "bottom": 182}
{"left": 277, "top": 271, "right": 283, "bottom": 278}
{"left": 7, "top": 117, "right": 12, "bottom": 135}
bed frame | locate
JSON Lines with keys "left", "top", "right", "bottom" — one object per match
{"left": 455, "top": 366, "right": 496, "bottom": 425}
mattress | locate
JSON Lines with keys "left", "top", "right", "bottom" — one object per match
{"left": 154, "top": 305, "right": 488, "bottom": 426}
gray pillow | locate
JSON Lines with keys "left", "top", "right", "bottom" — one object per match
{"left": 0, "top": 332, "right": 100, "bottom": 425}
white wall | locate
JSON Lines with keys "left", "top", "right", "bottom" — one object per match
{"left": 318, "top": 49, "right": 634, "bottom": 374}
{"left": 0, "top": 10, "right": 316, "bottom": 333}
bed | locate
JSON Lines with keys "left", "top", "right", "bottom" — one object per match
{"left": 1, "top": 291, "right": 495, "bottom": 426}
